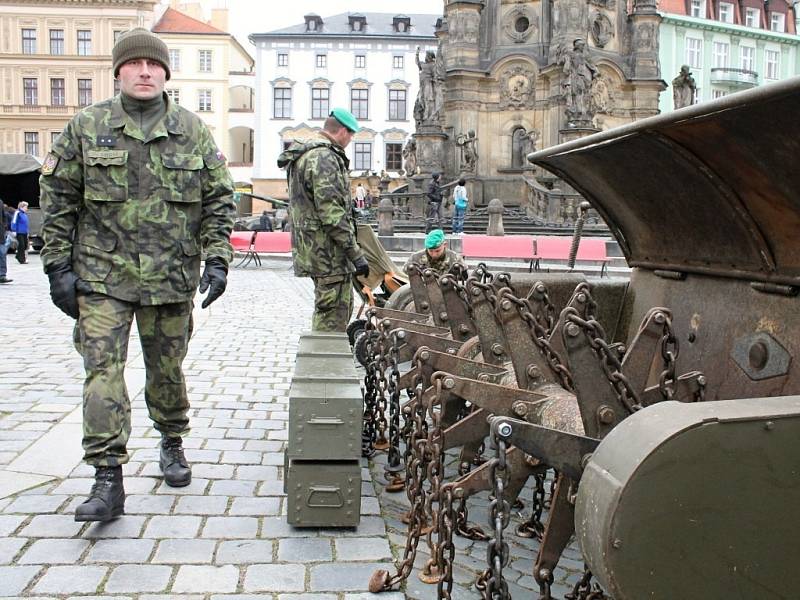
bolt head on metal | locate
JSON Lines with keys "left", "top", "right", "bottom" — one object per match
{"left": 397, "top": 330, "right": 407, "bottom": 340}
{"left": 566, "top": 323, "right": 581, "bottom": 337}
{"left": 501, "top": 300, "right": 511, "bottom": 310}
{"left": 765, "top": 420, "right": 775, "bottom": 430}
{"left": 419, "top": 350, "right": 430, "bottom": 361}
{"left": 612, "top": 538, "right": 622, "bottom": 549}
{"left": 497, "top": 422, "right": 513, "bottom": 438}
{"left": 478, "top": 373, "right": 489, "bottom": 382}
{"left": 598, "top": 406, "right": 615, "bottom": 424}
{"left": 443, "top": 377, "right": 455, "bottom": 389}
{"left": 697, "top": 375, "right": 706, "bottom": 385}
{"left": 526, "top": 365, "right": 540, "bottom": 378}
{"left": 654, "top": 312, "right": 666, "bottom": 324}
{"left": 512, "top": 401, "right": 528, "bottom": 417}
{"left": 577, "top": 293, "right": 586, "bottom": 303}
{"left": 472, "top": 288, "right": 480, "bottom": 296}
{"left": 459, "top": 324, "right": 470, "bottom": 334}
{"left": 440, "top": 311, "right": 448, "bottom": 321}
{"left": 491, "top": 343, "right": 504, "bottom": 356}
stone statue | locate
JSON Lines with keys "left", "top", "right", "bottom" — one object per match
{"left": 415, "top": 47, "right": 438, "bottom": 125}
{"left": 402, "top": 138, "right": 417, "bottom": 175}
{"left": 560, "top": 38, "right": 599, "bottom": 126}
{"left": 456, "top": 130, "right": 478, "bottom": 173}
{"left": 672, "top": 65, "right": 696, "bottom": 109}
{"left": 525, "top": 128, "right": 541, "bottom": 156}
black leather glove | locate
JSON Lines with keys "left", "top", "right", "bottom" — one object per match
{"left": 353, "top": 255, "right": 370, "bottom": 278}
{"left": 45, "top": 261, "right": 80, "bottom": 319}
{"left": 198, "top": 257, "right": 228, "bottom": 308}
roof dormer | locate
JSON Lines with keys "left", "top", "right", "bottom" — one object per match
{"left": 349, "top": 13, "right": 367, "bottom": 32}
{"left": 304, "top": 13, "right": 323, "bottom": 32}
{"left": 393, "top": 15, "right": 411, "bottom": 33}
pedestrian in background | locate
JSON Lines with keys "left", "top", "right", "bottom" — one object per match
{"left": 277, "top": 107, "right": 369, "bottom": 332}
{"left": 39, "top": 28, "right": 235, "bottom": 522}
{"left": 259, "top": 210, "right": 273, "bottom": 231}
{"left": 426, "top": 172, "right": 443, "bottom": 232}
{"left": 11, "top": 201, "right": 29, "bottom": 264}
{"left": 355, "top": 183, "right": 366, "bottom": 209}
{"left": 0, "top": 197, "right": 12, "bottom": 284}
{"left": 452, "top": 178, "right": 468, "bottom": 235}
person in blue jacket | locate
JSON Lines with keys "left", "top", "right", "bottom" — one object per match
{"left": 11, "top": 202, "right": 29, "bottom": 264}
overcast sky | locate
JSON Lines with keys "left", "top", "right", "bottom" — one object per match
{"left": 166, "top": 0, "right": 445, "bottom": 49}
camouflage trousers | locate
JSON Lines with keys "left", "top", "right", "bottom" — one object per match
{"left": 74, "top": 293, "right": 193, "bottom": 467}
{"left": 311, "top": 274, "right": 353, "bottom": 332}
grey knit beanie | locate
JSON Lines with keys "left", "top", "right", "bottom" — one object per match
{"left": 112, "top": 28, "right": 171, "bottom": 80}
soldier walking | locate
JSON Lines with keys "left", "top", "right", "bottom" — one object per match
{"left": 39, "top": 28, "right": 236, "bottom": 522}
{"left": 277, "top": 108, "right": 369, "bottom": 331}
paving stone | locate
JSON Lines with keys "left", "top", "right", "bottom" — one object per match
{"left": 202, "top": 516, "right": 258, "bottom": 538}
{"left": 229, "top": 497, "right": 281, "bottom": 515}
{"left": 309, "top": 562, "right": 393, "bottom": 592}
{"left": 216, "top": 539, "right": 275, "bottom": 564}
{"left": 143, "top": 516, "right": 202, "bottom": 538}
{"left": 83, "top": 515, "right": 147, "bottom": 538}
{"left": 237, "top": 465, "right": 279, "bottom": 481}
{"left": 152, "top": 539, "right": 216, "bottom": 564}
{"left": 244, "top": 563, "right": 305, "bottom": 592}
{"left": 0, "top": 537, "right": 27, "bottom": 564}
{"left": 0, "top": 565, "right": 41, "bottom": 595}
{"left": 320, "top": 516, "right": 386, "bottom": 537}
{"left": 345, "top": 594, "right": 407, "bottom": 600}
{"left": 209, "top": 480, "right": 257, "bottom": 496}
{"left": 34, "top": 565, "right": 107, "bottom": 594}
{"left": 20, "top": 514, "right": 83, "bottom": 537}
{"left": 175, "top": 495, "right": 229, "bottom": 515}
{"left": 335, "top": 537, "right": 392, "bottom": 561}
{"left": 256, "top": 480, "right": 286, "bottom": 496}
{"left": 0, "top": 514, "right": 26, "bottom": 535}
{"left": 18, "top": 538, "right": 90, "bottom": 564}
{"left": 3, "top": 494, "right": 69, "bottom": 514}
{"left": 220, "top": 450, "right": 263, "bottom": 464}
{"left": 172, "top": 565, "right": 240, "bottom": 593}
{"left": 259, "top": 516, "right": 314, "bottom": 538}
{"left": 86, "top": 539, "right": 155, "bottom": 563}
{"left": 104, "top": 564, "right": 173, "bottom": 593}
{"left": 278, "top": 538, "right": 332, "bottom": 562}
{"left": 191, "top": 463, "right": 235, "bottom": 479}
{"left": 154, "top": 478, "right": 209, "bottom": 495}
{"left": 123, "top": 494, "right": 175, "bottom": 514}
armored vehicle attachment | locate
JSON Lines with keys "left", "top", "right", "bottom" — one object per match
{"left": 358, "top": 78, "right": 800, "bottom": 598}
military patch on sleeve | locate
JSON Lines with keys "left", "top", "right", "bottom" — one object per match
{"left": 41, "top": 152, "right": 59, "bottom": 176}
{"left": 215, "top": 150, "right": 226, "bottom": 162}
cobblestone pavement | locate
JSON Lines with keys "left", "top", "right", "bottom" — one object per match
{"left": 0, "top": 256, "right": 586, "bottom": 599}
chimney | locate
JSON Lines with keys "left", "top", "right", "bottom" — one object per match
{"left": 210, "top": 8, "right": 228, "bottom": 32}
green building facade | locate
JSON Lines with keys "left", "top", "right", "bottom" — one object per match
{"left": 659, "top": 9, "right": 800, "bottom": 112}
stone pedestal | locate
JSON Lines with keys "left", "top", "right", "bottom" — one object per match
{"left": 377, "top": 198, "right": 394, "bottom": 237}
{"left": 487, "top": 198, "right": 504, "bottom": 236}
{"left": 559, "top": 125, "right": 601, "bottom": 144}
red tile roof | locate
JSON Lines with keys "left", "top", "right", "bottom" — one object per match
{"left": 153, "top": 7, "right": 226, "bottom": 35}
{"left": 660, "top": 0, "right": 688, "bottom": 15}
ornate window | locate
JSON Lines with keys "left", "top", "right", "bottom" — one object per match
{"left": 311, "top": 87, "right": 329, "bottom": 119}
{"left": 22, "top": 29, "right": 37, "bottom": 54}
{"left": 385, "top": 142, "right": 402, "bottom": 171}
{"left": 199, "top": 50, "right": 212, "bottom": 73}
{"left": 49, "top": 29, "right": 64, "bottom": 55}
{"left": 316, "top": 54, "right": 327, "bottom": 68}
{"left": 77, "top": 30, "right": 91, "bottom": 55}
{"left": 169, "top": 49, "right": 181, "bottom": 72}
{"left": 23, "top": 78, "right": 38, "bottom": 105}
{"left": 198, "top": 89, "right": 212, "bottom": 112}
{"left": 50, "top": 78, "right": 65, "bottom": 106}
{"left": 24, "top": 132, "right": 39, "bottom": 156}
{"left": 354, "top": 142, "right": 372, "bottom": 170}
{"left": 78, "top": 79, "right": 92, "bottom": 107}
{"left": 273, "top": 87, "right": 291, "bottom": 118}
{"left": 278, "top": 53, "right": 288, "bottom": 67}
{"left": 388, "top": 89, "right": 406, "bottom": 120}
{"left": 393, "top": 55, "right": 404, "bottom": 69}
{"left": 351, "top": 88, "right": 369, "bottom": 119}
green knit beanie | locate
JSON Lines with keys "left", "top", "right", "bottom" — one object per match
{"left": 112, "top": 28, "right": 171, "bottom": 80}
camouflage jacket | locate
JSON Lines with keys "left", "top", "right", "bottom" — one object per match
{"left": 39, "top": 94, "right": 235, "bottom": 305}
{"left": 403, "top": 248, "right": 465, "bottom": 277}
{"left": 277, "top": 134, "right": 363, "bottom": 278}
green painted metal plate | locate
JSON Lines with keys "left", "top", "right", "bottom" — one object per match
{"left": 286, "top": 459, "right": 361, "bottom": 527}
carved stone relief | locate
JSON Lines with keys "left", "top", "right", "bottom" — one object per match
{"left": 590, "top": 12, "right": 614, "bottom": 48}
{"left": 450, "top": 11, "right": 481, "bottom": 44}
{"left": 499, "top": 63, "right": 537, "bottom": 109}
{"left": 502, "top": 5, "right": 539, "bottom": 44}
{"left": 553, "top": 0, "right": 589, "bottom": 39}
{"left": 635, "top": 22, "right": 657, "bottom": 51}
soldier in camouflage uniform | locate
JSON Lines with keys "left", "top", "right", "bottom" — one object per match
{"left": 39, "top": 28, "right": 235, "bottom": 522}
{"left": 277, "top": 108, "right": 369, "bottom": 332}
{"left": 403, "top": 229, "right": 466, "bottom": 277}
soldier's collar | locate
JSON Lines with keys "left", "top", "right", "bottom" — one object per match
{"left": 107, "top": 93, "right": 184, "bottom": 135}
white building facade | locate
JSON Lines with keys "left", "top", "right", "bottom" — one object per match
{"left": 249, "top": 12, "right": 438, "bottom": 199}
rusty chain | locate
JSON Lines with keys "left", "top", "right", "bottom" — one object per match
{"left": 384, "top": 330, "right": 404, "bottom": 484}
{"left": 564, "top": 566, "right": 609, "bottom": 600}
{"left": 502, "top": 290, "right": 575, "bottom": 391}
{"left": 482, "top": 424, "right": 511, "bottom": 600}
{"left": 655, "top": 309, "right": 679, "bottom": 402}
{"left": 374, "top": 321, "right": 390, "bottom": 448}
{"left": 516, "top": 472, "right": 547, "bottom": 540}
{"left": 435, "top": 484, "right": 458, "bottom": 599}
{"left": 564, "top": 308, "right": 643, "bottom": 413}
{"left": 361, "top": 315, "right": 379, "bottom": 457}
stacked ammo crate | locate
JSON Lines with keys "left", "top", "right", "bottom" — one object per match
{"left": 285, "top": 332, "right": 363, "bottom": 527}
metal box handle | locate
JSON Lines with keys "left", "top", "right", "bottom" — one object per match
{"left": 307, "top": 485, "right": 344, "bottom": 507}
{"left": 307, "top": 417, "right": 345, "bottom": 427}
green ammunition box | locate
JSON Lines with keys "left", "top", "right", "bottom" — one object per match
{"left": 297, "top": 331, "right": 353, "bottom": 356}
{"left": 286, "top": 459, "right": 361, "bottom": 527}
{"left": 287, "top": 382, "right": 362, "bottom": 459}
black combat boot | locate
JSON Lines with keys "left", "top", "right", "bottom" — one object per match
{"left": 74, "top": 466, "right": 125, "bottom": 522}
{"left": 160, "top": 436, "right": 191, "bottom": 487}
